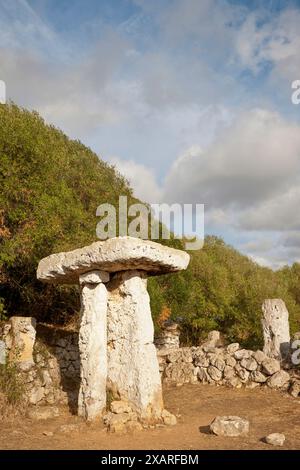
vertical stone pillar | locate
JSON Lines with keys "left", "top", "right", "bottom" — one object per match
{"left": 78, "top": 270, "right": 109, "bottom": 420}
{"left": 8, "top": 317, "right": 36, "bottom": 370}
{"left": 107, "top": 270, "right": 163, "bottom": 422}
{"left": 262, "top": 299, "right": 290, "bottom": 361}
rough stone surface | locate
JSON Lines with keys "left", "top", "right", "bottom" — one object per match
{"left": 7, "top": 316, "right": 36, "bottom": 367}
{"left": 78, "top": 271, "right": 108, "bottom": 420}
{"left": 262, "top": 358, "right": 281, "bottom": 376}
{"left": 253, "top": 350, "right": 267, "bottom": 364}
{"left": 289, "top": 379, "right": 300, "bottom": 398}
{"left": 234, "top": 349, "right": 252, "bottom": 360}
{"left": 250, "top": 371, "right": 267, "bottom": 383}
{"left": 155, "top": 322, "right": 180, "bottom": 350}
{"left": 107, "top": 270, "right": 163, "bottom": 422}
{"left": 37, "top": 236, "right": 190, "bottom": 283}
{"left": 161, "top": 409, "right": 177, "bottom": 426}
{"left": 262, "top": 299, "right": 290, "bottom": 360}
{"left": 240, "top": 357, "right": 258, "bottom": 371}
{"left": 210, "top": 416, "right": 249, "bottom": 437}
{"left": 110, "top": 400, "right": 132, "bottom": 414}
{"left": 265, "top": 433, "right": 285, "bottom": 446}
{"left": 267, "top": 370, "right": 290, "bottom": 389}
{"left": 226, "top": 343, "right": 240, "bottom": 354}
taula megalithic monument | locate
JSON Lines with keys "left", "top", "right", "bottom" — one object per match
{"left": 37, "top": 237, "right": 190, "bottom": 422}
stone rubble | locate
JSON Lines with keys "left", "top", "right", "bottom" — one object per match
{"left": 264, "top": 433, "right": 286, "bottom": 446}
{"left": 210, "top": 416, "right": 249, "bottom": 437}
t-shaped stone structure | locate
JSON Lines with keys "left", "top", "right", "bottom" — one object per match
{"left": 37, "top": 237, "right": 189, "bottom": 422}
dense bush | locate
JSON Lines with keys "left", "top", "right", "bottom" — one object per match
{"left": 0, "top": 104, "right": 299, "bottom": 347}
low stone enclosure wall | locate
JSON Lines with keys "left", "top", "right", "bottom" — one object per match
{"left": 0, "top": 237, "right": 300, "bottom": 433}
{"left": 0, "top": 314, "right": 299, "bottom": 415}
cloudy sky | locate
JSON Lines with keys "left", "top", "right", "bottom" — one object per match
{"left": 1, "top": 0, "right": 300, "bottom": 268}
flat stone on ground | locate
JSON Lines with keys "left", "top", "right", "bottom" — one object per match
{"left": 210, "top": 416, "right": 249, "bottom": 437}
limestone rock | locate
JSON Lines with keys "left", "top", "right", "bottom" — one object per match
{"left": 78, "top": 271, "right": 108, "bottom": 420}
{"left": 265, "top": 433, "right": 285, "bottom": 446}
{"left": 28, "top": 386, "right": 45, "bottom": 405}
{"left": 207, "top": 365, "right": 222, "bottom": 381}
{"left": 203, "top": 331, "right": 223, "bottom": 348}
{"left": 210, "top": 355, "right": 226, "bottom": 372}
{"left": 223, "top": 366, "right": 236, "bottom": 379}
{"left": 262, "top": 358, "right": 281, "bottom": 376}
{"left": 210, "top": 416, "right": 249, "bottom": 437}
{"left": 250, "top": 370, "right": 267, "bottom": 383}
{"left": 37, "top": 236, "right": 190, "bottom": 283}
{"left": 107, "top": 271, "right": 163, "bottom": 422}
{"left": 226, "top": 343, "right": 240, "bottom": 354}
{"left": 267, "top": 370, "right": 290, "bottom": 389}
{"left": 262, "top": 299, "right": 290, "bottom": 360}
{"left": 289, "top": 379, "right": 300, "bottom": 398}
{"left": 161, "top": 409, "right": 177, "bottom": 426}
{"left": 240, "top": 357, "right": 258, "bottom": 371}
{"left": 225, "top": 377, "right": 242, "bottom": 388}
{"left": 225, "top": 355, "right": 237, "bottom": 367}
{"left": 253, "top": 350, "right": 267, "bottom": 364}
{"left": 110, "top": 400, "right": 132, "bottom": 414}
{"left": 126, "top": 420, "right": 143, "bottom": 432}
{"left": 234, "top": 349, "right": 252, "bottom": 360}
{"left": 164, "top": 362, "right": 196, "bottom": 384}
{"left": 8, "top": 317, "right": 36, "bottom": 368}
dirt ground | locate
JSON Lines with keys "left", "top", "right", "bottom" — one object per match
{"left": 0, "top": 383, "right": 300, "bottom": 450}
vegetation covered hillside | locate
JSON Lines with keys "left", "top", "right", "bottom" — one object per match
{"left": 0, "top": 104, "right": 299, "bottom": 348}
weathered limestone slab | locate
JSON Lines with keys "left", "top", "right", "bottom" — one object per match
{"left": 7, "top": 317, "right": 36, "bottom": 369}
{"left": 107, "top": 270, "right": 163, "bottom": 422}
{"left": 262, "top": 299, "right": 290, "bottom": 361}
{"left": 37, "top": 237, "right": 190, "bottom": 284}
{"left": 78, "top": 270, "right": 109, "bottom": 420}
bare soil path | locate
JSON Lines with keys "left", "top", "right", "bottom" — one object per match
{"left": 0, "top": 384, "right": 299, "bottom": 450}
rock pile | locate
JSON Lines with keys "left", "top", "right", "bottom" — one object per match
{"left": 158, "top": 342, "right": 299, "bottom": 394}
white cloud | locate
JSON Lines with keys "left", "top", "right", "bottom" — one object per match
{"left": 109, "top": 157, "right": 162, "bottom": 203}
{"left": 163, "top": 109, "right": 300, "bottom": 210}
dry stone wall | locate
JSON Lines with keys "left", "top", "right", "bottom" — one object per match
{"left": 1, "top": 318, "right": 300, "bottom": 410}
{"left": 158, "top": 343, "right": 300, "bottom": 396}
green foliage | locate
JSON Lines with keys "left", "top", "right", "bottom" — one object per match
{"left": 0, "top": 103, "right": 134, "bottom": 322}
{"left": 0, "top": 361, "right": 24, "bottom": 405}
{"left": 1, "top": 104, "right": 300, "bottom": 348}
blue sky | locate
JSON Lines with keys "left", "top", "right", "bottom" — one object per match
{"left": 1, "top": 0, "right": 300, "bottom": 267}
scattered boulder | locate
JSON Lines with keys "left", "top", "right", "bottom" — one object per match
{"left": 264, "top": 433, "right": 285, "bottom": 446}
{"left": 161, "top": 409, "right": 177, "bottom": 426}
{"left": 210, "top": 416, "right": 249, "bottom": 437}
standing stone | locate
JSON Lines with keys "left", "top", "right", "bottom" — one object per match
{"left": 78, "top": 271, "right": 109, "bottom": 420}
{"left": 8, "top": 316, "right": 36, "bottom": 369}
{"left": 107, "top": 270, "right": 163, "bottom": 422}
{"left": 262, "top": 299, "right": 290, "bottom": 361}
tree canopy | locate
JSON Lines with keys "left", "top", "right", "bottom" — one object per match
{"left": 0, "top": 103, "right": 299, "bottom": 348}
